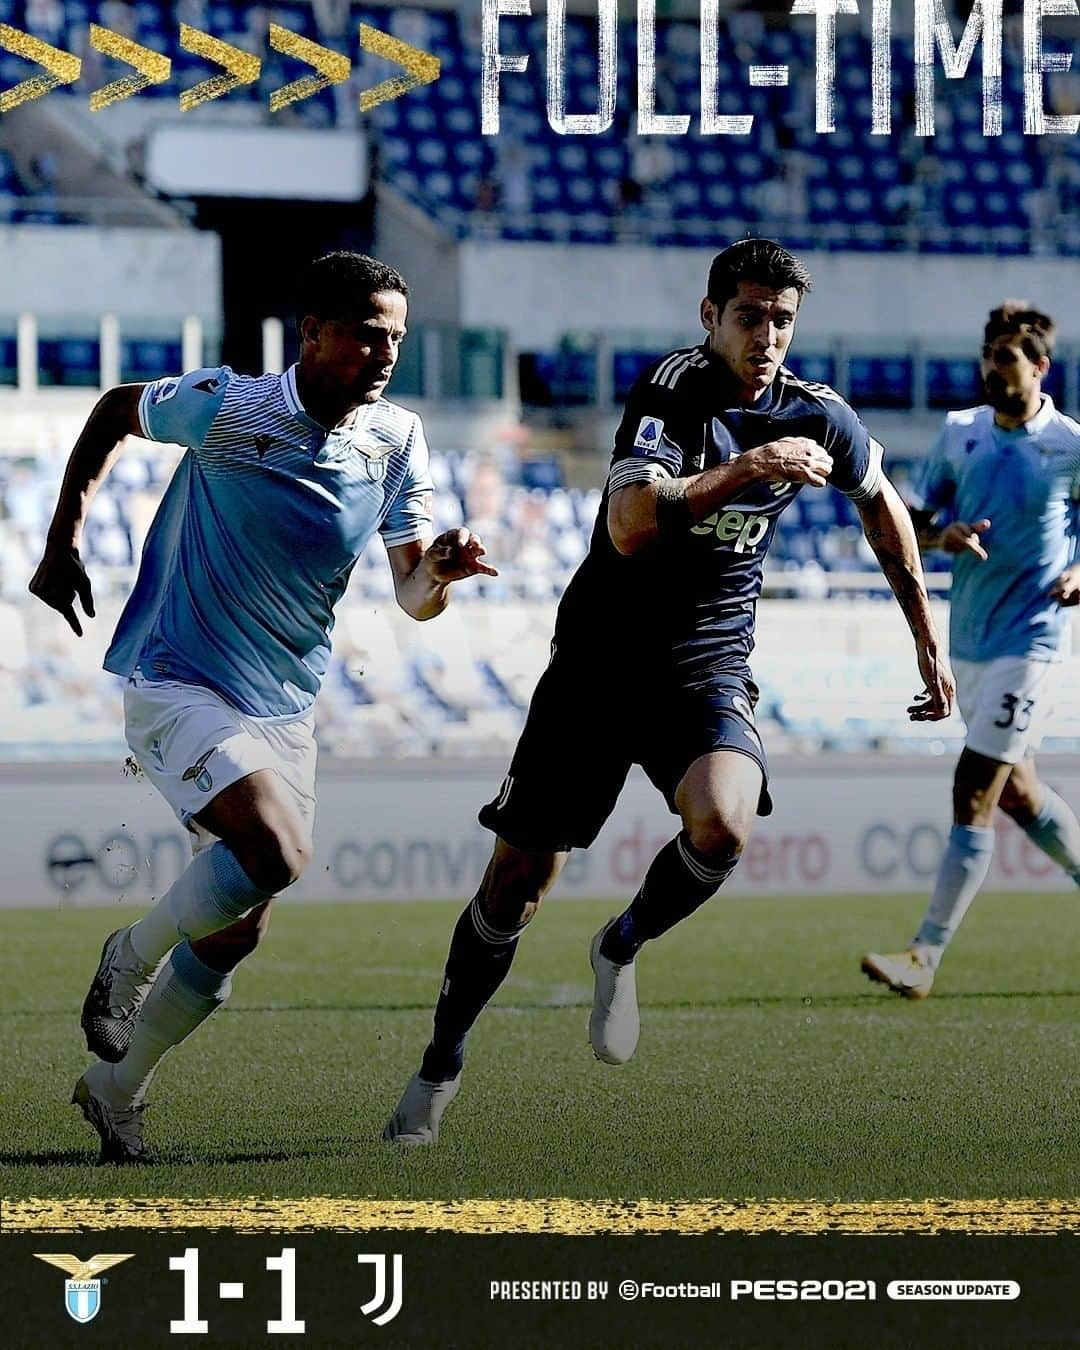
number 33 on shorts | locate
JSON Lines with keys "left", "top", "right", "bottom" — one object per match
{"left": 994, "top": 693, "right": 1034, "bottom": 731}
{"left": 953, "top": 656, "right": 1058, "bottom": 764}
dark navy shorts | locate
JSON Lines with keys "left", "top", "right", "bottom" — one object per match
{"left": 479, "top": 645, "right": 772, "bottom": 852}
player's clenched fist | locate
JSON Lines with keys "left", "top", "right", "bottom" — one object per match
{"left": 939, "top": 518, "right": 990, "bottom": 560}
{"left": 423, "top": 528, "right": 499, "bottom": 583}
{"left": 747, "top": 436, "right": 834, "bottom": 487}
{"left": 28, "top": 543, "right": 95, "bottom": 637}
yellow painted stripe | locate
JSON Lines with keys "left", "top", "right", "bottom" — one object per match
{"left": 3, "top": 1198, "right": 1077, "bottom": 1236}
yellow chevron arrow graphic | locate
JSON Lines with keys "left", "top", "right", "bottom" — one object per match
{"left": 89, "top": 24, "right": 171, "bottom": 111}
{"left": 268, "top": 24, "right": 350, "bottom": 113}
{"left": 0, "top": 23, "right": 80, "bottom": 113}
{"left": 357, "top": 23, "right": 439, "bottom": 114}
{"left": 179, "top": 24, "right": 260, "bottom": 111}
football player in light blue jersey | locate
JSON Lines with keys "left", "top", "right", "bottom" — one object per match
{"left": 29, "top": 253, "right": 496, "bottom": 1161}
{"left": 863, "top": 303, "right": 1080, "bottom": 999}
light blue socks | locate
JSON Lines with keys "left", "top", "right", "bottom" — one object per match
{"left": 130, "top": 842, "right": 270, "bottom": 965}
{"left": 111, "top": 942, "right": 232, "bottom": 1105}
{"left": 1020, "top": 789, "right": 1080, "bottom": 884}
{"left": 914, "top": 825, "right": 996, "bottom": 963}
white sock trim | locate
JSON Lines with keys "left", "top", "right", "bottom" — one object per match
{"left": 468, "top": 896, "right": 526, "bottom": 947}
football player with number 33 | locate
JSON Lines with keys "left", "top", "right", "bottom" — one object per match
{"left": 864, "top": 302, "right": 1080, "bottom": 999}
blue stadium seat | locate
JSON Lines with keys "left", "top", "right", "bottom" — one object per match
{"left": 0, "top": 334, "right": 16, "bottom": 386}
{"left": 809, "top": 186, "right": 839, "bottom": 222}
{"left": 613, "top": 351, "right": 660, "bottom": 401}
{"left": 519, "top": 457, "right": 564, "bottom": 491}
{"left": 837, "top": 154, "right": 865, "bottom": 182}
{"left": 122, "top": 339, "right": 183, "bottom": 383}
{"left": 523, "top": 348, "right": 596, "bottom": 407}
{"left": 927, "top": 357, "right": 980, "bottom": 409}
{"left": 783, "top": 354, "right": 835, "bottom": 386}
{"left": 705, "top": 181, "right": 736, "bottom": 210}
{"left": 1042, "top": 360, "right": 1065, "bottom": 405}
{"left": 38, "top": 337, "right": 100, "bottom": 388}
{"left": 870, "top": 156, "right": 901, "bottom": 184}
{"left": 0, "top": 149, "right": 20, "bottom": 193}
{"left": 849, "top": 356, "right": 913, "bottom": 410}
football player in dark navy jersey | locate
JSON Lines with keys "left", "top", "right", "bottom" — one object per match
{"left": 559, "top": 331, "right": 891, "bottom": 680}
{"left": 384, "top": 239, "right": 955, "bottom": 1147}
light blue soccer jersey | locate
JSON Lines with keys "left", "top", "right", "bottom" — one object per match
{"left": 911, "top": 397, "right": 1080, "bottom": 663}
{"left": 105, "top": 365, "right": 434, "bottom": 716}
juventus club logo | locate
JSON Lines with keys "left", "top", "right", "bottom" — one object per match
{"left": 356, "top": 1254, "right": 404, "bottom": 1326}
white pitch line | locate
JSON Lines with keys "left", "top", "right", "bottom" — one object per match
{"left": 264, "top": 962, "right": 591, "bottom": 1006}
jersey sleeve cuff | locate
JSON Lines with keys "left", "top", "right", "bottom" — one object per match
{"left": 607, "top": 458, "right": 677, "bottom": 494}
{"left": 136, "top": 384, "right": 154, "bottom": 440}
{"left": 381, "top": 525, "right": 430, "bottom": 548}
{"left": 842, "top": 437, "right": 885, "bottom": 501}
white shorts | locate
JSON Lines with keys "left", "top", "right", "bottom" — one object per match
{"left": 953, "top": 656, "right": 1059, "bottom": 764}
{"left": 124, "top": 674, "right": 317, "bottom": 851}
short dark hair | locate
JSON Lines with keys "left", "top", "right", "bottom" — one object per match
{"left": 983, "top": 300, "right": 1055, "bottom": 360}
{"left": 706, "top": 238, "right": 813, "bottom": 312}
{"left": 294, "top": 252, "right": 408, "bottom": 334}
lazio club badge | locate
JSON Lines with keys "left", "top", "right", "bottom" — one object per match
{"left": 34, "top": 1253, "right": 135, "bottom": 1324}
{"left": 353, "top": 440, "right": 394, "bottom": 482}
{"left": 316, "top": 431, "right": 394, "bottom": 480}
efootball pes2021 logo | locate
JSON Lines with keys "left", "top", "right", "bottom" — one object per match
{"left": 34, "top": 1253, "right": 135, "bottom": 1324}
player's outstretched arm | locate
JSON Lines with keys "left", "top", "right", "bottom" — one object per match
{"left": 388, "top": 529, "right": 498, "bottom": 621}
{"left": 28, "top": 384, "right": 145, "bottom": 635}
{"left": 857, "top": 477, "right": 955, "bottom": 722}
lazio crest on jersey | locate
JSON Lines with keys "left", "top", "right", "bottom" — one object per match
{"left": 105, "top": 365, "right": 435, "bottom": 718}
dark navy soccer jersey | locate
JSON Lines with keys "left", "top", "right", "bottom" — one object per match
{"left": 556, "top": 342, "right": 884, "bottom": 677}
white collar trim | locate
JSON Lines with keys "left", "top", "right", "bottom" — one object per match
{"left": 1027, "top": 394, "right": 1055, "bottom": 434}
{"left": 280, "top": 365, "right": 304, "bottom": 418}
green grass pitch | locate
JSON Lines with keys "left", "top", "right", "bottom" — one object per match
{"left": 1, "top": 895, "right": 1077, "bottom": 1200}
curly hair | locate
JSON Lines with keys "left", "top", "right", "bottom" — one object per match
{"left": 983, "top": 300, "right": 1055, "bottom": 360}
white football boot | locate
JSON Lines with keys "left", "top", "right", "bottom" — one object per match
{"left": 382, "top": 1072, "right": 462, "bottom": 1146}
{"left": 860, "top": 947, "right": 937, "bottom": 1000}
{"left": 72, "top": 1060, "right": 148, "bottom": 1164}
{"left": 588, "top": 918, "right": 640, "bottom": 1064}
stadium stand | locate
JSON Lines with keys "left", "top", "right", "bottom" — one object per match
{"left": 3, "top": 3, "right": 1077, "bottom": 411}
{"left": 524, "top": 342, "right": 1079, "bottom": 414}
{"left": 3, "top": 436, "right": 1078, "bottom": 763}
{"left": 1, "top": 2, "right": 1078, "bottom": 762}
{"left": 0, "top": 2, "right": 1076, "bottom": 256}
{"left": 363, "top": 8, "right": 1080, "bottom": 256}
